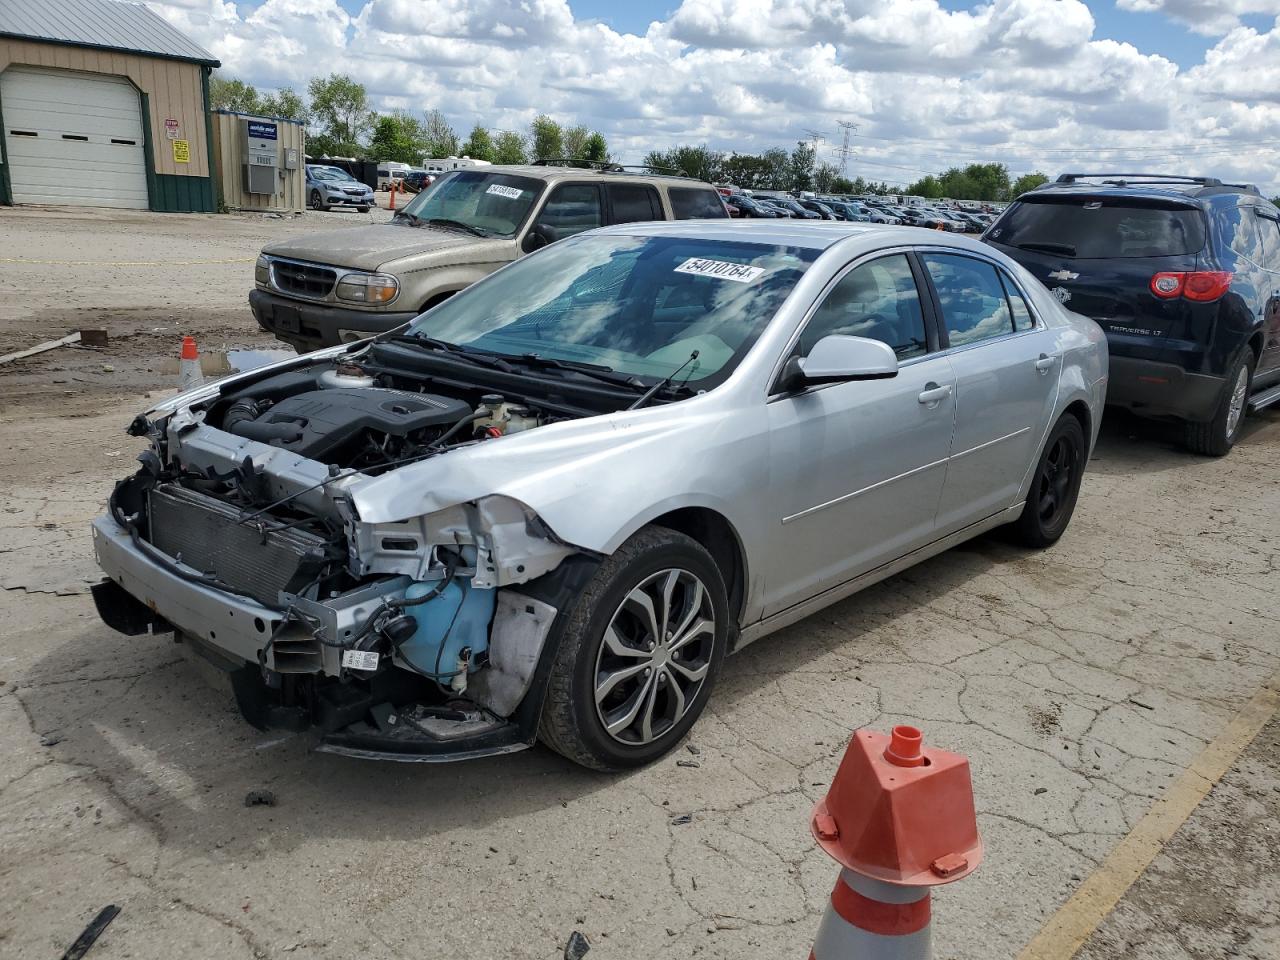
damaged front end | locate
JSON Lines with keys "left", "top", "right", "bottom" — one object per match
{"left": 91, "top": 350, "right": 601, "bottom": 761}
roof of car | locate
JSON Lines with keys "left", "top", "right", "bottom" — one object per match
{"left": 479, "top": 164, "right": 717, "bottom": 188}
{"left": 1026, "top": 174, "right": 1261, "bottom": 204}
{"left": 588, "top": 219, "right": 991, "bottom": 253}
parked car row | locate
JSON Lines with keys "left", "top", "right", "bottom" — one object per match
{"left": 724, "top": 190, "right": 997, "bottom": 233}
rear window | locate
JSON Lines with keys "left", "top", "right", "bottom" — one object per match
{"left": 990, "top": 198, "right": 1206, "bottom": 259}
{"left": 669, "top": 187, "right": 729, "bottom": 220}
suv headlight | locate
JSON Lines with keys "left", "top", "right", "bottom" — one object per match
{"left": 336, "top": 272, "right": 399, "bottom": 304}
{"left": 255, "top": 254, "right": 270, "bottom": 286}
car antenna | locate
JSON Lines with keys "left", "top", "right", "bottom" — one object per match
{"left": 627, "top": 350, "right": 699, "bottom": 411}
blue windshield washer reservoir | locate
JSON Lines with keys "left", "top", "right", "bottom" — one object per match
{"left": 397, "top": 579, "right": 496, "bottom": 680}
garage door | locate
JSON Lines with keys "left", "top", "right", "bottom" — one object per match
{"left": 1, "top": 67, "right": 149, "bottom": 209}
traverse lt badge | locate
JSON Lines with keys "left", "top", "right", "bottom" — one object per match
{"left": 1048, "top": 269, "right": 1079, "bottom": 281}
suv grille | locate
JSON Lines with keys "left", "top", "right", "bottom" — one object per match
{"left": 272, "top": 260, "right": 337, "bottom": 299}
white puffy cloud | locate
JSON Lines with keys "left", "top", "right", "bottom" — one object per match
{"left": 1116, "top": 0, "right": 1280, "bottom": 36}
{"left": 144, "top": 0, "right": 1280, "bottom": 193}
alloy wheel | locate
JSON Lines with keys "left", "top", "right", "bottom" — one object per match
{"left": 1037, "top": 434, "right": 1076, "bottom": 524}
{"left": 593, "top": 568, "right": 716, "bottom": 746}
{"left": 1226, "top": 363, "right": 1249, "bottom": 438}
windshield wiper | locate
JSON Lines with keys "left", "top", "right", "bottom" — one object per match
{"left": 1014, "top": 241, "right": 1077, "bottom": 256}
{"left": 391, "top": 334, "right": 516, "bottom": 371}
{"left": 424, "top": 218, "right": 489, "bottom": 238}
{"left": 512, "top": 353, "right": 647, "bottom": 390}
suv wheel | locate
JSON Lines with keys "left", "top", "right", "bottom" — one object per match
{"left": 1184, "top": 347, "right": 1254, "bottom": 457}
{"left": 539, "top": 526, "right": 728, "bottom": 771}
{"left": 1012, "top": 413, "right": 1086, "bottom": 548}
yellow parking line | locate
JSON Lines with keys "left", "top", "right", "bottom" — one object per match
{"left": 1018, "top": 668, "right": 1280, "bottom": 960}
{"left": 0, "top": 257, "right": 254, "bottom": 266}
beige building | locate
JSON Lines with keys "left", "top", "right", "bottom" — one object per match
{"left": 0, "top": 0, "right": 218, "bottom": 212}
{"left": 212, "top": 110, "right": 306, "bottom": 214}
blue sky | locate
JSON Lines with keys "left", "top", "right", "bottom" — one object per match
{"left": 156, "top": 0, "right": 1280, "bottom": 192}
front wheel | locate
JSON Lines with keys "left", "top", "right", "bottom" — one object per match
{"left": 1184, "top": 348, "right": 1254, "bottom": 457}
{"left": 309, "top": 189, "right": 328, "bottom": 211}
{"left": 539, "top": 527, "right": 728, "bottom": 771}
{"left": 1012, "top": 414, "right": 1086, "bottom": 548}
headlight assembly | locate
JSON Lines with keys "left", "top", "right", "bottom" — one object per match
{"left": 255, "top": 254, "right": 270, "bottom": 286}
{"left": 336, "top": 272, "right": 399, "bottom": 305}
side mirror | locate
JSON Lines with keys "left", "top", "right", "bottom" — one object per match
{"left": 522, "top": 226, "right": 549, "bottom": 254}
{"left": 780, "top": 335, "right": 899, "bottom": 392}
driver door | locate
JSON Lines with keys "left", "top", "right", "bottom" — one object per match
{"left": 760, "top": 253, "right": 957, "bottom": 617}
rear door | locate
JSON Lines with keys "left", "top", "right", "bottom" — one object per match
{"left": 919, "top": 251, "right": 1062, "bottom": 533}
{"left": 604, "top": 182, "right": 663, "bottom": 225}
{"left": 986, "top": 195, "right": 1207, "bottom": 348}
{"left": 1250, "top": 207, "right": 1280, "bottom": 377}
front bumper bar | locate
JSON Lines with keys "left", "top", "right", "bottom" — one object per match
{"left": 250, "top": 288, "right": 419, "bottom": 352}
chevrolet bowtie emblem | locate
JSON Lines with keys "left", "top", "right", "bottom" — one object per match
{"left": 1048, "top": 269, "right": 1079, "bottom": 281}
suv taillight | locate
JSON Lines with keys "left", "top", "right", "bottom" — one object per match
{"left": 1150, "top": 271, "right": 1232, "bottom": 302}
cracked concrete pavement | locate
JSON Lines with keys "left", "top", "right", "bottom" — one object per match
{"left": 2, "top": 209, "right": 1279, "bottom": 959}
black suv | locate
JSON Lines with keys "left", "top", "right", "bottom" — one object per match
{"left": 985, "top": 174, "right": 1280, "bottom": 455}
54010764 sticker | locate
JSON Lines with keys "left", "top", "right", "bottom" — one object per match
{"left": 674, "top": 257, "right": 765, "bottom": 283}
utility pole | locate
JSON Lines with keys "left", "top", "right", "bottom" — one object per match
{"left": 833, "top": 121, "right": 858, "bottom": 177}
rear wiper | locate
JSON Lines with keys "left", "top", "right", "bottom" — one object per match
{"left": 424, "top": 218, "right": 489, "bottom": 238}
{"left": 513, "top": 353, "right": 647, "bottom": 390}
{"left": 392, "top": 334, "right": 515, "bottom": 371}
{"left": 1014, "top": 241, "right": 1077, "bottom": 256}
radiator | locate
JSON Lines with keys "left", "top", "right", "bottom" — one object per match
{"left": 148, "top": 484, "right": 328, "bottom": 607}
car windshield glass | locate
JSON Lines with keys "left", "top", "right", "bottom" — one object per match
{"left": 399, "top": 170, "right": 544, "bottom": 238}
{"left": 992, "top": 198, "right": 1207, "bottom": 259}
{"left": 312, "top": 167, "right": 354, "bottom": 182}
{"left": 407, "top": 234, "right": 817, "bottom": 389}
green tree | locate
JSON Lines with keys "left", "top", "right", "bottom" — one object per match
{"left": 830, "top": 175, "right": 854, "bottom": 194}
{"left": 530, "top": 115, "right": 564, "bottom": 161}
{"left": 422, "top": 109, "right": 459, "bottom": 158}
{"left": 209, "top": 74, "right": 261, "bottom": 113}
{"left": 259, "top": 87, "right": 307, "bottom": 123}
{"left": 583, "top": 131, "right": 609, "bottom": 164}
{"left": 493, "top": 130, "right": 528, "bottom": 164}
{"left": 307, "top": 74, "right": 372, "bottom": 155}
{"left": 562, "top": 124, "right": 591, "bottom": 160}
{"left": 461, "top": 125, "right": 496, "bottom": 162}
{"left": 1009, "top": 171, "right": 1050, "bottom": 198}
{"left": 368, "top": 110, "right": 426, "bottom": 163}
{"left": 643, "top": 145, "right": 723, "bottom": 182}
{"left": 789, "top": 142, "right": 816, "bottom": 191}
{"left": 761, "top": 148, "right": 791, "bottom": 190}
{"left": 814, "top": 162, "right": 839, "bottom": 194}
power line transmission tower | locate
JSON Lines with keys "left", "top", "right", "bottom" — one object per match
{"left": 802, "top": 129, "right": 826, "bottom": 155}
{"left": 833, "top": 121, "right": 858, "bottom": 176}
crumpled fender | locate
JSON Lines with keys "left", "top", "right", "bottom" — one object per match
{"left": 347, "top": 395, "right": 753, "bottom": 556}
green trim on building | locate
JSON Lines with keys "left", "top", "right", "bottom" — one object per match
{"left": 0, "top": 79, "right": 10, "bottom": 205}
{"left": 138, "top": 90, "right": 160, "bottom": 210}
{"left": 0, "top": 32, "right": 219, "bottom": 68}
{"left": 152, "top": 173, "right": 215, "bottom": 213}
{"left": 201, "top": 67, "right": 220, "bottom": 212}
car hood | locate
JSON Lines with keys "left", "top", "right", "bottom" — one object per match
{"left": 262, "top": 223, "right": 491, "bottom": 272}
{"left": 348, "top": 398, "right": 739, "bottom": 556}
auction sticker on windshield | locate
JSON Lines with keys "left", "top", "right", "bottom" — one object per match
{"left": 674, "top": 258, "right": 765, "bottom": 283}
{"left": 485, "top": 184, "right": 525, "bottom": 200}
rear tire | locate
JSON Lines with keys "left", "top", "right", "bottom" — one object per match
{"left": 1012, "top": 414, "right": 1086, "bottom": 548}
{"left": 357, "top": 205, "right": 370, "bottom": 213}
{"left": 1183, "top": 348, "right": 1254, "bottom": 457}
{"left": 539, "top": 526, "right": 728, "bottom": 771}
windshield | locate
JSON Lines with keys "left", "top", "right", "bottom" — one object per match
{"left": 406, "top": 233, "right": 818, "bottom": 389}
{"left": 399, "top": 170, "right": 544, "bottom": 238}
{"left": 990, "top": 197, "right": 1208, "bottom": 259}
{"left": 311, "top": 166, "right": 355, "bottom": 182}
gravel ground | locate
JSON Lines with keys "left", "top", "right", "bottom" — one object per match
{"left": 1, "top": 207, "right": 1278, "bottom": 960}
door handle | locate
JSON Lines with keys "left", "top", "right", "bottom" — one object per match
{"left": 917, "top": 382, "right": 952, "bottom": 405}
{"left": 1035, "top": 354, "right": 1056, "bottom": 373}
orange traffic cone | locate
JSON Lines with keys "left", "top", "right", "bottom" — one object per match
{"left": 389, "top": 182, "right": 397, "bottom": 211}
{"left": 808, "top": 726, "right": 982, "bottom": 959}
{"left": 177, "top": 335, "right": 203, "bottom": 391}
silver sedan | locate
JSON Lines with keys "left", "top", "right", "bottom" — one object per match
{"left": 91, "top": 222, "right": 1108, "bottom": 770}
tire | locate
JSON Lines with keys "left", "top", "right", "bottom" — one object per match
{"left": 1012, "top": 413, "right": 1087, "bottom": 548}
{"left": 1183, "top": 347, "right": 1254, "bottom": 457}
{"left": 357, "top": 205, "right": 370, "bottom": 213}
{"left": 538, "top": 526, "right": 729, "bottom": 771}
{"left": 309, "top": 189, "right": 328, "bottom": 212}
